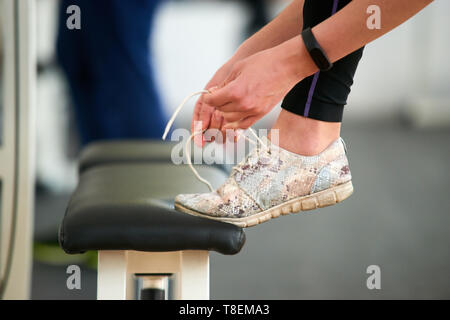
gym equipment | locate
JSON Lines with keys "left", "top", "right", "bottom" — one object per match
{"left": 59, "top": 159, "right": 245, "bottom": 299}
{"left": 78, "top": 139, "right": 177, "bottom": 173}
{"left": 0, "top": 0, "right": 36, "bottom": 299}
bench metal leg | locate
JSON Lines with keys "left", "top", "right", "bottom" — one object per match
{"left": 140, "top": 276, "right": 168, "bottom": 300}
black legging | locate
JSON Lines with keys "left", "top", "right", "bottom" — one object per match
{"left": 281, "top": 0, "right": 364, "bottom": 122}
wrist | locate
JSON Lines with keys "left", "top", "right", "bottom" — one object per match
{"left": 231, "top": 41, "right": 251, "bottom": 63}
{"left": 274, "top": 36, "right": 318, "bottom": 83}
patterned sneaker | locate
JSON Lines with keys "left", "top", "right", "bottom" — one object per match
{"left": 174, "top": 136, "right": 353, "bottom": 228}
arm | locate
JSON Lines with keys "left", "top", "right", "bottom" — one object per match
{"left": 282, "top": 0, "right": 434, "bottom": 80}
{"left": 231, "top": 0, "right": 305, "bottom": 63}
{"left": 205, "top": 0, "right": 434, "bottom": 129}
{"left": 192, "top": 0, "right": 304, "bottom": 146}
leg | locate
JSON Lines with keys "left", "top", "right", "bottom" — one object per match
{"left": 270, "top": 110, "right": 341, "bottom": 156}
{"left": 175, "top": 1, "right": 358, "bottom": 226}
{"left": 97, "top": 251, "right": 128, "bottom": 300}
{"left": 275, "top": 0, "right": 364, "bottom": 155}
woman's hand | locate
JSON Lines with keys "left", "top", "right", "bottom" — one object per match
{"left": 191, "top": 61, "right": 234, "bottom": 147}
{"left": 203, "top": 46, "right": 304, "bottom": 130}
{"left": 192, "top": 36, "right": 309, "bottom": 145}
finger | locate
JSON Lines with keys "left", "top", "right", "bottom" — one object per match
{"left": 220, "top": 119, "right": 229, "bottom": 144}
{"left": 207, "top": 85, "right": 219, "bottom": 93}
{"left": 215, "top": 101, "right": 249, "bottom": 113}
{"left": 209, "top": 110, "right": 223, "bottom": 131}
{"left": 191, "top": 103, "right": 202, "bottom": 147}
{"left": 191, "top": 102, "right": 200, "bottom": 132}
{"left": 223, "top": 115, "right": 260, "bottom": 130}
{"left": 222, "top": 111, "right": 251, "bottom": 123}
{"left": 193, "top": 107, "right": 213, "bottom": 147}
{"left": 191, "top": 86, "right": 219, "bottom": 133}
{"left": 192, "top": 118, "right": 205, "bottom": 148}
{"left": 198, "top": 105, "right": 214, "bottom": 130}
{"left": 203, "top": 83, "right": 237, "bottom": 108}
{"left": 191, "top": 99, "right": 209, "bottom": 131}
{"left": 207, "top": 110, "right": 224, "bottom": 143}
{"left": 222, "top": 127, "right": 239, "bottom": 144}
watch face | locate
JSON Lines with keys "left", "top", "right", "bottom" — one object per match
{"left": 311, "top": 47, "right": 331, "bottom": 71}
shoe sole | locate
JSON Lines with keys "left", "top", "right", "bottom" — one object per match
{"left": 174, "top": 180, "right": 354, "bottom": 228}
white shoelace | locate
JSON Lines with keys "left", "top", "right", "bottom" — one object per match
{"left": 162, "top": 90, "right": 268, "bottom": 192}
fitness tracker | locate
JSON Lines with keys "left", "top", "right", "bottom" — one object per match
{"left": 301, "top": 27, "right": 333, "bottom": 71}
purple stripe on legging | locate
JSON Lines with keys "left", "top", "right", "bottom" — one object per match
{"left": 304, "top": 72, "right": 320, "bottom": 117}
{"left": 332, "top": 0, "right": 339, "bottom": 14}
{"left": 303, "top": 0, "right": 340, "bottom": 117}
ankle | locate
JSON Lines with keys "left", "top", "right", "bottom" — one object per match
{"left": 268, "top": 110, "right": 341, "bottom": 156}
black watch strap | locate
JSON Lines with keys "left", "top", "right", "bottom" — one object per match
{"left": 301, "top": 27, "right": 333, "bottom": 71}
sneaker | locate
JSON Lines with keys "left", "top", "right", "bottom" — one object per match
{"left": 174, "top": 136, "right": 353, "bottom": 228}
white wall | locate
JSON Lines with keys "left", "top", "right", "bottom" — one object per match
{"left": 346, "top": 0, "right": 450, "bottom": 120}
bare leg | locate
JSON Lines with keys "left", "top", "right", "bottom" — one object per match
{"left": 269, "top": 109, "right": 341, "bottom": 156}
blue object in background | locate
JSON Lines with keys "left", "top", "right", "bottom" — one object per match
{"left": 57, "top": 0, "right": 166, "bottom": 146}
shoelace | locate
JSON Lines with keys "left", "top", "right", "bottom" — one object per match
{"left": 162, "top": 90, "right": 269, "bottom": 192}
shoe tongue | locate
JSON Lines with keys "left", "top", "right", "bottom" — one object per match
{"left": 259, "top": 135, "right": 282, "bottom": 152}
{"left": 241, "top": 134, "right": 294, "bottom": 163}
{"left": 255, "top": 135, "right": 273, "bottom": 148}
{"left": 249, "top": 135, "right": 282, "bottom": 161}
{"left": 249, "top": 135, "right": 272, "bottom": 155}
{"left": 259, "top": 135, "right": 270, "bottom": 146}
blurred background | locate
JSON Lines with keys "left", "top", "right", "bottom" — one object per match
{"left": 1, "top": 0, "right": 449, "bottom": 299}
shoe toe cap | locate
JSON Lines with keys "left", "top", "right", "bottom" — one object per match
{"left": 175, "top": 193, "right": 196, "bottom": 205}
{"left": 175, "top": 192, "right": 224, "bottom": 216}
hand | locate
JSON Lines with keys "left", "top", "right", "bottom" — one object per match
{"left": 191, "top": 61, "right": 234, "bottom": 147}
{"left": 203, "top": 47, "right": 302, "bottom": 130}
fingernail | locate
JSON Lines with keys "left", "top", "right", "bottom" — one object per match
{"left": 213, "top": 110, "right": 222, "bottom": 121}
{"left": 208, "top": 86, "right": 218, "bottom": 93}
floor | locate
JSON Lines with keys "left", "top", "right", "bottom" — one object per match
{"left": 32, "top": 118, "right": 450, "bottom": 299}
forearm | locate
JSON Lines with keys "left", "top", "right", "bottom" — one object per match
{"left": 276, "top": 0, "right": 434, "bottom": 80}
{"left": 231, "top": 0, "right": 304, "bottom": 63}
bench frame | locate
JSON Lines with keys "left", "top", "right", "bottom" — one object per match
{"left": 0, "top": 0, "right": 36, "bottom": 299}
{"left": 97, "top": 250, "right": 209, "bottom": 300}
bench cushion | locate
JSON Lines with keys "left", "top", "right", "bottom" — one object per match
{"left": 78, "top": 139, "right": 229, "bottom": 174}
{"left": 59, "top": 163, "right": 245, "bottom": 255}
{"left": 78, "top": 140, "right": 176, "bottom": 173}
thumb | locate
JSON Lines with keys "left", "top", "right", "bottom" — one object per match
{"left": 203, "top": 81, "right": 235, "bottom": 108}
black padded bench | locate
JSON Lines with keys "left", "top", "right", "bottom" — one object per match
{"left": 77, "top": 139, "right": 228, "bottom": 173}
{"left": 59, "top": 141, "right": 245, "bottom": 299}
{"left": 78, "top": 140, "right": 177, "bottom": 172}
